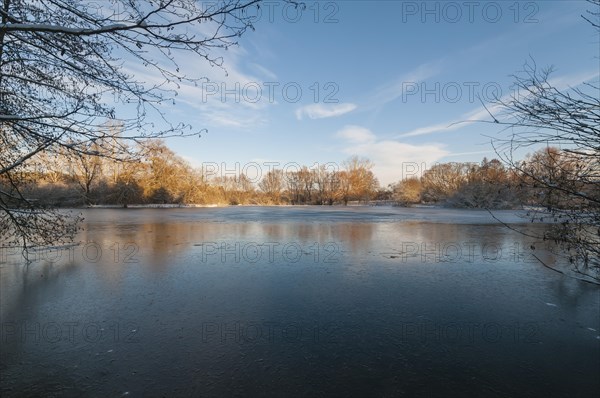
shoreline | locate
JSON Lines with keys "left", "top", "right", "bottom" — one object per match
{"left": 84, "top": 202, "right": 438, "bottom": 209}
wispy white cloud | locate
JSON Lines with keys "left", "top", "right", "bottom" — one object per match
{"left": 546, "top": 70, "right": 599, "bottom": 90}
{"left": 397, "top": 121, "right": 463, "bottom": 138}
{"left": 442, "top": 150, "right": 495, "bottom": 158}
{"left": 248, "top": 63, "right": 278, "bottom": 80}
{"left": 295, "top": 103, "right": 357, "bottom": 120}
{"left": 336, "top": 125, "right": 449, "bottom": 185}
{"left": 364, "top": 62, "right": 441, "bottom": 110}
{"left": 336, "top": 125, "right": 375, "bottom": 144}
{"left": 290, "top": 62, "right": 440, "bottom": 122}
{"left": 396, "top": 70, "right": 599, "bottom": 138}
{"left": 119, "top": 34, "right": 279, "bottom": 130}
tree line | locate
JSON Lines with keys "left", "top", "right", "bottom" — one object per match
{"left": 4, "top": 139, "right": 595, "bottom": 213}
{"left": 392, "top": 148, "right": 597, "bottom": 211}
{"left": 1, "top": 139, "right": 381, "bottom": 207}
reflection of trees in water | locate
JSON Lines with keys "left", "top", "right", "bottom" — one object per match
{"left": 377, "top": 222, "right": 563, "bottom": 265}
{"left": 260, "top": 223, "right": 376, "bottom": 249}
{"left": 84, "top": 219, "right": 565, "bottom": 271}
{"left": 0, "top": 257, "right": 79, "bottom": 360}
{"left": 545, "top": 275, "right": 600, "bottom": 312}
{"left": 330, "top": 223, "right": 376, "bottom": 253}
{"left": 80, "top": 219, "right": 378, "bottom": 273}
{"left": 254, "top": 223, "right": 378, "bottom": 253}
{"left": 79, "top": 215, "right": 568, "bottom": 277}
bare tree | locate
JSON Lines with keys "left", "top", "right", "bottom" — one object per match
{"left": 489, "top": 0, "right": 600, "bottom": 279}
{"left": 446, "top": 158, "right": 519, "bottom": 209}
{"left": 313, "top": 164, "right": 338, "bottom": 205}
{"left": 67, "top": 141, "right": 103, "bottom": 205}
{"left": 341, "top": 156, "right": 378, "bottom": 204}
{"left": 393, "top": 177, "right": 422, "bottom": 205}
{"left": 0, "top": 0, "right": 268, "bottom": 253}
{"left": 334, "top": 171, "right": 348, "bottom": 206}
{"left": 298, "top": 166, "right": 314, "bottom": 204}
{"left": 420, "top": 162, "right": 471, "bottom": 203}
{"left": 33, "top": 150, "right": 68, "bottom": 185}
{"left": 259, "top": 169, "right": 285, "bottom": 203}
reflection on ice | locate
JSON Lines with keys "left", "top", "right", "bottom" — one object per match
{"left": 1, "top": 207, "right": 598, "bottom": 397}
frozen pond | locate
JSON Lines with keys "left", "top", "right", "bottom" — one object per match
{"left": 1, "top": 207, "right": 599, "bottom": 396}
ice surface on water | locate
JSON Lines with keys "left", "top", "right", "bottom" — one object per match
{"left": 1, "top": 207, "right": 598, "bottom": 397}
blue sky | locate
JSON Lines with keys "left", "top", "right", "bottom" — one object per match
{"left": 140, "top": 0, "right": 598, "bottom": 185}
